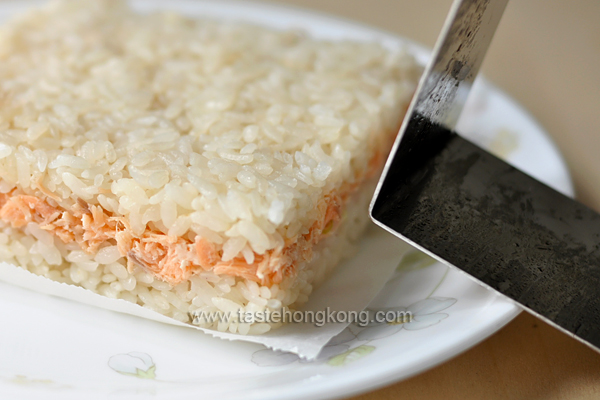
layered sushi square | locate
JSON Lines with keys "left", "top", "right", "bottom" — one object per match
{"left": 0, "top": 0, "right": 420, "bottom": 334}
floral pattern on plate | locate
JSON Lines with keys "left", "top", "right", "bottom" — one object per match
{"left": 250, "top": 251, "right": 456, "bottom": 367}
{"left": 108, "top": 352, "right": 157, "bottom": 379}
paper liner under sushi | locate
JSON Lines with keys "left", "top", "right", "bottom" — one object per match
{"left": 0, "top": 226, "right": 410, "bottom": 360}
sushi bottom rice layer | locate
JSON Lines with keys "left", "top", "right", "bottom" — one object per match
{"left": 0, "top": 178, "right": 376, "bottom": 335}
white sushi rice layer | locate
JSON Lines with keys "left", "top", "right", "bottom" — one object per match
{"left": 0, "top": 0, "right": 420, "bottom": 332}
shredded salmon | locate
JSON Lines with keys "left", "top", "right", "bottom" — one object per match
{"left": 0, "top": 188, "right": 344, "bottom": 286}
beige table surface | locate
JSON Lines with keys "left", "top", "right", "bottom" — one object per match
{"left": 269, "top": 1, "right": 600, "bottom": 399}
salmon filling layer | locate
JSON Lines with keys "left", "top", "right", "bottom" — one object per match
{"left": 0, "top": 189, "right": 344, "bottom": 287}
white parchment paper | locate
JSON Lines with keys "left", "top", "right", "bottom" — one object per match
{"left": 0, "top": 226, "right": 410, "bottom": 360}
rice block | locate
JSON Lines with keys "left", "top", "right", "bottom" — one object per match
{"left": 0, "top": 0, "right": 420, "bottom": 334}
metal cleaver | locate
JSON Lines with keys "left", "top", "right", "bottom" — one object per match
{"left": 370, "top": 0, "right": 600, "bottom": 352}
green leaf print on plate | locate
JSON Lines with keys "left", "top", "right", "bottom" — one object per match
{"left": 396, "top": 251, "right": 437, "bottom": 272}
{"left": 108, "top": 352, "right": 156, "bottom": 379}
{"left": 327, "top": 345, "right": 376, "bottom": 366}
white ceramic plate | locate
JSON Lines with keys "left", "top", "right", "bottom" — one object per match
{"left": 0, "top": 1, "right": 574, "bottom": 399}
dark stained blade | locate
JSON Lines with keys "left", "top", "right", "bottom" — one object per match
{"left": 371, "top": 0, "right": 600, "bottom": 352}
{"left": 372, "top": 117, "right": 600, "bottom": 351}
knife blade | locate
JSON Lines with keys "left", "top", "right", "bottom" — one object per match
{"left": 371, "top": 0, "right": 600, "bottom": 352}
